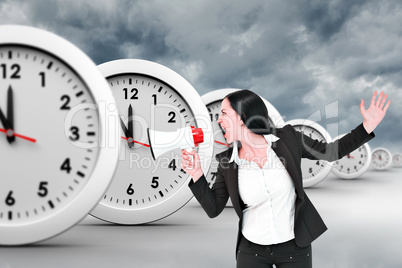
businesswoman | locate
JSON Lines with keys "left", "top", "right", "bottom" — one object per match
{"left": 181, "top": 90, "right": 390, "bottom": 268}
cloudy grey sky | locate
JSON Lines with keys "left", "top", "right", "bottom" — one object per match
{"left": 1, "top": 0, "right": 401, "bottom": 153}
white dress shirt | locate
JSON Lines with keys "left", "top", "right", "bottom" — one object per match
{"left": 230, "top": 135, "right": 296, "bottom": 245}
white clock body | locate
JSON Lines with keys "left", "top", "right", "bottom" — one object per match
{"left": 371, "top": 147, "right": 392, "bottom": 170}
{"left": 392, "top": 153, "right": 402, "bottom": 167}
{"left": 0, "top": 25, "right": 119, "bottom": 245}
{"left": 201, "top": 88, "right": 285, "bottom": 188}
{"left": 331, "top": 134, "right": 372, "bottom": 179}
{"left": 286, "top": 119, "right": 332, "bottom": 188}
{"left": 91, "top": 59, "right": 213, "bottom": 224}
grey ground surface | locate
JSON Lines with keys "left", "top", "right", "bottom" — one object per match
{"left": 1, "top": 167, "right": 402, "bottom": 268}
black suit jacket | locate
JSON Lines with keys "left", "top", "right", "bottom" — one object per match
{"left": 189, "top": 123, "right": 374, "bottom": 257}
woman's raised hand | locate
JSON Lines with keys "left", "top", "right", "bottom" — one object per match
{"left": 361, "top": 91, "right": 391, "bottom": 134}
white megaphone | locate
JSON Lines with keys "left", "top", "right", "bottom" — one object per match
{"left": 147, "top": 126, "right": 204, "bottom": 167}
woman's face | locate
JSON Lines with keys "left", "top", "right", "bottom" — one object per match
{"left": 217, "top": 98, "right": 243, "bottom": 144}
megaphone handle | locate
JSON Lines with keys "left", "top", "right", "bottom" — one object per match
{"left": 184, "top": 146, "right": 194, "bottom": 170}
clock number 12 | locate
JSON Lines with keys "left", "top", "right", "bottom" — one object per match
{"left": 1, "top": 63, "right": 21, "bottom": 79}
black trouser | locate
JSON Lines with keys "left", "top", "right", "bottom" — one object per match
{"left": 237, "top": 234, "right": 312, "bottom": 268}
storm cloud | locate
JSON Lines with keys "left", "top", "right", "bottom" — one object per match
{"left": 1, "top": 0, "right": 401, "bottom": 152}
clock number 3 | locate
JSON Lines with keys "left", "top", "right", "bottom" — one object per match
{"left": 69, "top": 126, "right": 80, "bottom": 141}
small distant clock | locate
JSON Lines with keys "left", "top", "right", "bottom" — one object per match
{"left": 393, "top": 153, "right": 402, "bottom": 167}
{"left": 371, "top": 147, "right": 392, "bottom": 170}
{"left": 286, "top": 119, "right": 332, "bottom": 188}
{"left": 201, "top": 88, "right": 285, "bottom": 188}
{"left": 90, "top": 59, "right": 213, "bottom": 224}
{"left": 0, "top": 25, "right": 119, "bottom": 245}
{"left": 331, "top": 134, "right": 372, "bottom": 179}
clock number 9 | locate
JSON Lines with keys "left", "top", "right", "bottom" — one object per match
{"left": 5, "top": 191, "right": 15, "bottom": 206}
{"left": 1, "top": 63, "right": 21, "bottom": 79}
{"left": 123, "top": 88, "right": 139, "bottom": 100}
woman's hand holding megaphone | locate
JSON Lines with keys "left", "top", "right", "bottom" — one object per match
{"left": 181, "top": 149, "right": 204, "bottom": 182}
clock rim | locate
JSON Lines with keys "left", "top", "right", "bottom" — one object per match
{"left": 91, "top": 59, "right": 214, "bottom": 224}
{"left": 0, "top": 25, "right": 119, "bottom": 245}
{"left": 285, "top": 119, "right": 333, "bottom": 188}
{"left": 330, "top": 133, "right": 372, "bottom": 179}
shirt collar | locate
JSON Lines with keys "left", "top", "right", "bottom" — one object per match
{"left": 229, "top": 134, "right": 280, "bottom": 164}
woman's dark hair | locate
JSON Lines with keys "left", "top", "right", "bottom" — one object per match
{"left": 225, "top": 89, "right": 274, "bottom": 135}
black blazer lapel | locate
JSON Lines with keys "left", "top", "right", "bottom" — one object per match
{"left": 218, "top": 149, "right": 244, "bottom": 218}
{"left": 271, "top": 139, "right": 305, "bottom": 203}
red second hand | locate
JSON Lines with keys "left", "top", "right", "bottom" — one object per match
{"left": 214, "top": 140, "right": 230, "bottom": 147}
{"left": 0, "top": 128, "right": 36, "bottom": 143}
{"left": 121, "top": 136, "right": 150, "bottom": 147}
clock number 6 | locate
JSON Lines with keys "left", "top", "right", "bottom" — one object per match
{"left": 5, "top": 191, "right": 15, "bottom": 206}
{"left": 126, "top": 183, "right": 134, "bottom": 195}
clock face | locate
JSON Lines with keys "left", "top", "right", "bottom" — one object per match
{"left": 202, "top": 88, "right": 285, "bottom": 188}
{"left": 371, "top": 147, "right": 392, "bottom": 170}
{"left": 0, "top": 45, "right": 100, "bottom": 222}
{"left": 91, "top": 59, "right": 213, "bottom": 224}
{"left": 287, "top": 119, "right": 332, "bottom": 188}
{"left": 102, "top": 74, "right": 195, "bottom": 210}
{"left": 0, "top": 25, "right": 118, "bottom": 245}
{"left": 331, "top": 134, "right": 372, "bottom": 179}
{"left": 393, "top": 153, "right": 402, "bottom": 167}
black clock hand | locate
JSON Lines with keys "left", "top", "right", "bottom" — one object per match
{"left": 7, "top": 86, "right": 15, "bottom": 142}
{"left": 128, "top": 104, "right": 133, "bottom": 141}
{"left": 0, "top": 106, "right": 14, "bottom": 143}
{"left": 119, "top": 117, "right": 133, "bottom": 148}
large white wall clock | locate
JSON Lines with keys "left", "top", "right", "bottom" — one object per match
{"left": 286, "top": 119, "right": 333, "bottom": 188}
{"left": 0, "top": 25, "right": 119, "bottom": 245}
{"left": 201, "top": 88, "right": 285, "bottom": 189}
{"left": 331, "top": 134, "right": 372, "bottom": 179}
{"left": 371, "top": 147, "right": 392, "bottom": 170}
{"left": 90, "top": 59, "right": 213, "bottom": 224}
